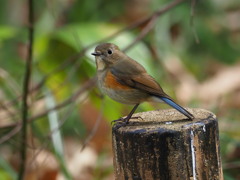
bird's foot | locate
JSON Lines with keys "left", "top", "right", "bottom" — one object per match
{"left": 111, "top": 116, "right": 142, "bottom": 125}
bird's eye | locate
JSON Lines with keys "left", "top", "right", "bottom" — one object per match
{"left": 107, "top": 49, "right": 112, "bottom": 55}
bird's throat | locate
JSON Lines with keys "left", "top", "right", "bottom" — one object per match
{"left": 96, "top": 58, "right": 106, "bottom": 71}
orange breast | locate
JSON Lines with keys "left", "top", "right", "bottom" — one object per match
{"left": 104, "top": 71, "right": 131, "bottom": 90}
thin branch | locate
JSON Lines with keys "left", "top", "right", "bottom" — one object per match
{"left": 18, "top": 0, "right": 34, "bottom": 179}
{"left": 4, "top": 51, "right": 84, "bottom": 105}
{"left": 190, "top": 0, "right": 199, "bottom": 44}
{"left": 0, "top": 125, "right": 22, "bottom": 144}
{"left": 109, "top": 0, "right": 186, "bottom": 46}
{"left": 29, "top": 77, "right": 96, "bottom": 122}
{"left": 123, "top": 0, "right": 186, "bottom": 51}
{"left": 1, "top": 51, "right": 87, "bottom": 124}
{"left": 0, "top": 102, "right": 18, "bottom": 121}
{"left": 0, "top": 77, "right": 97, "bottom": 144}
{"left": 190, "top": 0, "right": 196, "bottom": 26}
{"left": 123, "top": 16, "right": 158, "bottom": 52}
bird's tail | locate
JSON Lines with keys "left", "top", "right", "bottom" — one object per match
{"left": 159, "top": 97, "right": 194, "bottom": 120}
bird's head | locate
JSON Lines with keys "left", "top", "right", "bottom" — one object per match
{"left": 91, "top": 43, "right": 122, "bottom": 70}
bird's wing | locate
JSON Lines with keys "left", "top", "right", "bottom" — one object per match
{"left": 111, "top": 59, "right": 169, "bottom": 98}
{"left": 111, "top": 59, "right": 194, "bottom": 120}
{"left": 112, "top": 57, "right": 147, "bottom": 75}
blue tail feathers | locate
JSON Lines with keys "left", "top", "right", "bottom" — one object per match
{"left": 160, "top": 97, "right": 194, "bottom": 120}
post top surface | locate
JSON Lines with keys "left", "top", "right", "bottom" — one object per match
{"left": 113, "top": 108, "right": 216, "bottom": 132}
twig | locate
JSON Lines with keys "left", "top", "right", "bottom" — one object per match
{"left": 190, "top": 0, "right": 196, "bottom": 26}
{"left": 29, "top": 77, "right": 96, "bottom": 121}
{"left": 0, "top": 102, "right": 18, "bottom": 122}
{"left": 190, "top": 0, "right": 199, "bottom": 44}
{"left": 123, "top": 16, "right": 158, "bottom": 52}
{"left": 18, "top": 0, "right": 34, "bottom": 179}
{"left": 0, "top": 124, "right": 22, "bottom": 144}
{"left": 4, "top": 51, "right": 84, "bottom": 106}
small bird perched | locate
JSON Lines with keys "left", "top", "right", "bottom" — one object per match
{"left": 92, "top": 43, "right": 194, "bottom": 123}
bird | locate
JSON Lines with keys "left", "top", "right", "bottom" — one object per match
{"left": 91, "top": 43, "right": 194, "bottom": 123}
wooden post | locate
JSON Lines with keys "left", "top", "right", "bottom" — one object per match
{"left": 112, "top": 108, "right": 223, "bottom": 180}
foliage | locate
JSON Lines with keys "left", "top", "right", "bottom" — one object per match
{"left": 0, "top": 0, "right": 240, "bottom": 179}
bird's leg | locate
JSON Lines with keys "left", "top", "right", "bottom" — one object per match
{"left": 112, "top": 104, "right": 140, "bottom": 124}
{"left": 124, "top": 104, "right": 140, "bottom": 123}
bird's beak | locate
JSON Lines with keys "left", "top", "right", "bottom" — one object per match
{"left": 91, "top": 51, "right": 101, "bottom": 56}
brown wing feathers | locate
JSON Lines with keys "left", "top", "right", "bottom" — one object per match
{"left": 111, "top": 70, "right": 169, "bottom": 98}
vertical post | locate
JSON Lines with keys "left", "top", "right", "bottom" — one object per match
{"left": 112, "top": 108, "right": 223, "bottom": 180}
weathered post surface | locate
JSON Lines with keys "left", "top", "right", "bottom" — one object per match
{"left": 112, "top": 108, "right": 223, "bottom": 180}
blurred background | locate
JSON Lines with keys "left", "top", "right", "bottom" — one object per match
{"left": 0, "top": 0, "right": 240, "bottom": 179}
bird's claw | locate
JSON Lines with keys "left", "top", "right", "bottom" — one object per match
{"left": 111, "top": 117, "right": 127, "bottom": 125}
{"left": 111, "top": 116, "right": 142, "bottom": 125}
